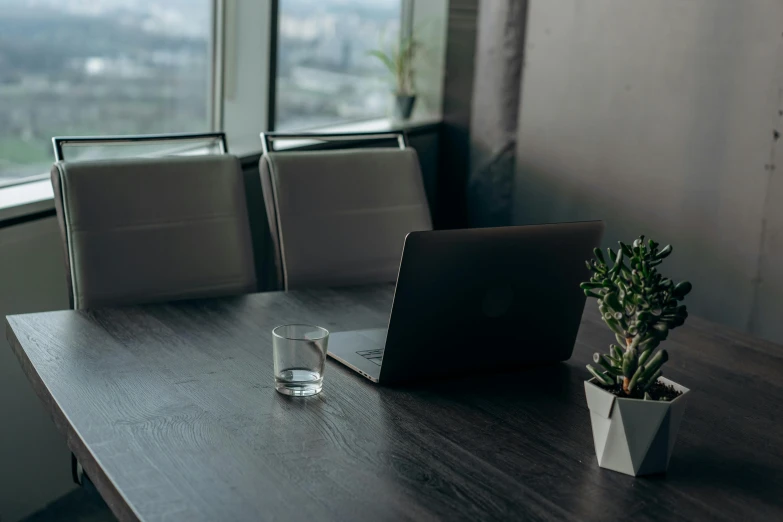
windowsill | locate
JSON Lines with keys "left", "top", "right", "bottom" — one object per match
{"left": 0, "top": 180, "right": 57, "bottom": 226}
{"left": 0, "top": 117, "right": 441, "bottom": 227}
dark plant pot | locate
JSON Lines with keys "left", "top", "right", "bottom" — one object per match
{"left": 394, "top": 94, "right": 416, "bottom": 121}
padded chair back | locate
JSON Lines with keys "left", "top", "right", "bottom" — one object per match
{"left": 51, "top": 155, "right": 257, "bottom": 309}
{"left": 259, "top": 146, "right": 432, "bottom": 290}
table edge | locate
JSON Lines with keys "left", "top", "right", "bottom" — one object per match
{"left": 5, "top": 316, "right": 140, "bottom": 522}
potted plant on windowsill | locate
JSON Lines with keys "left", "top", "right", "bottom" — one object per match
{"left": 581, "top": 236, "right": 693, "bottom": 476}
{"left": 369, "top": 35, "right": 418, "bottom": 121}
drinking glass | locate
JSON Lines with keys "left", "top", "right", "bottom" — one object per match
{"left": 272, "top": 324, "right": 330, "bottom": 396}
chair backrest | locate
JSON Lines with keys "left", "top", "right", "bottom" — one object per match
{"left": 259, "top": 132, "right": 432, "bottom": 290}
{"left": 51, "top": 152, "right": 257, "bottom": 309}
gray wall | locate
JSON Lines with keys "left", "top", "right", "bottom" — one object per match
{"left": 438, "top": 0, "right": 478, "bottom": 228}
{"left": 468, "top": 0, "right": 527, "bottom": 227}
{"left": 514, "top": 0, "right": 783, "bottom": 341}
{"left": 0, "top": 217, "right": 74, "bottom": 521}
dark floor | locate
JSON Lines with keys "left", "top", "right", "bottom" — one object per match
{"left": 22, "top": 485, "right": 115, "bottom": 522}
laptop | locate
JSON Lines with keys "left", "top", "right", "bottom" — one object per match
{"left": 328, "top": 221, "right": 605, "bottom": 384}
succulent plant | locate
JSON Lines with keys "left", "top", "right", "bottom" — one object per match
{"left": 581, "top": 236, "right": 692, "bottom": 399}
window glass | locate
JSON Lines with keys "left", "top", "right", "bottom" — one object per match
{"left": 0, "top": 0, "right": 212, "bottom": 185}
{"left": 275, "top": 0, "right": 402, "bottom": 131}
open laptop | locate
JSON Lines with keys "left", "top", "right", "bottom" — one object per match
{"left": 328, "top": 221, "right": 605, "bottom": 384}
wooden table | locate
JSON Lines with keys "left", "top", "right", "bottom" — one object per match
{"left": 6, "top": 285, "right": 783, "bottom": 521}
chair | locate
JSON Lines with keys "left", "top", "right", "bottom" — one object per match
{"left": 259, "top": 132, "right": 433, "bottom": 290}
{"left": 50, "top": 133, "right": 257, "bottom": 309}
{"left": 48, "top": 133, "right": 256, "bottom": 519}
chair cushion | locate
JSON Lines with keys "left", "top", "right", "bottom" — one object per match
{"left": 52, "top": 155, "right": 257, "bottom": 308}
{"left": 260, "top": 148, "right": 432, "bottom": 289}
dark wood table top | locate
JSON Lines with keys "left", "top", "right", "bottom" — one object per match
{"left": 6, "top": 285, "right": 783, "bottom": 521}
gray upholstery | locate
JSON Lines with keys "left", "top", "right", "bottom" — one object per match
{"left": 51, "top": 155, "right": 257, "bottom": 309}
{"left": 260, "top": 147, "right": 432, "bottom": 290}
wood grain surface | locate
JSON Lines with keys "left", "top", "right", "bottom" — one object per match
{"left": 6, "top": 285, "right": 783, "bottom": 521}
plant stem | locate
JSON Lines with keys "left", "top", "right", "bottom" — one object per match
{"left": 622, "top": 337, "right": 633, "bottom": 394}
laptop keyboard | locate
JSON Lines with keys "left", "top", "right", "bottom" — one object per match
{"left": 357, "top": 348, "right": 384, "bottom": 366}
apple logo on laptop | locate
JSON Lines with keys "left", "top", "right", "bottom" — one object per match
{"left": 482, "top": 286, "right": 514, "bottom": 318}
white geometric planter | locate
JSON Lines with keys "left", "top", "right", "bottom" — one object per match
{"left": 584, "top": 377, "right": 689, "bottom": 476}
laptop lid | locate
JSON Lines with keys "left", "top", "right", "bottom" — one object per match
{"left": 377, "top": 221, "right": 604, "bottom": 384}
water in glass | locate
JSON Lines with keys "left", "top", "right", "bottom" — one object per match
{"left": 272, "top": 324, "right": 329, "bottom": 396}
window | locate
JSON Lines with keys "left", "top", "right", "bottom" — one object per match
{"left": 0, "top": 0, "right": 447, "bottom": 193}
{"left": 0, "top": 0, "right": 213, "bottom": 186}
{"left": 274, "top": 0, "right": 403, "bottom": 131}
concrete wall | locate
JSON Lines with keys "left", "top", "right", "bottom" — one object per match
{"left": 438, "top": 0, "right": 478, "bottom": 229}
{"left": 0, "top": 217, "right": 74, "bottom": 521}
{"left": 514, "top": 0, "right": 783, "bottom": 341}
{"left": 468, "top": 0, "right": 527, "bottom": 227}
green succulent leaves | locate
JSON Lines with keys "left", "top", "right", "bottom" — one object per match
{"left": 673, "top": 281, "right": 693, "bottom": 299}
{"left": 581, "top": 236, "right": 692, "bottom": 398}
